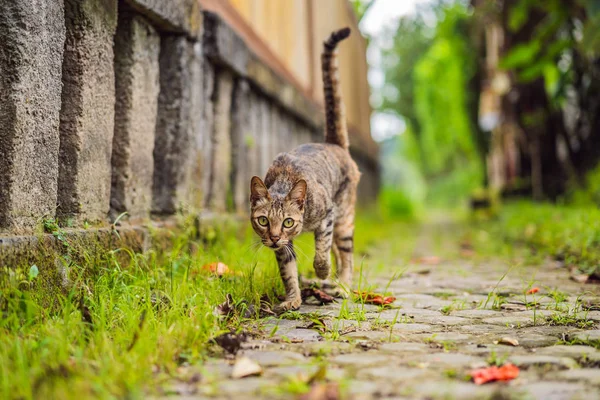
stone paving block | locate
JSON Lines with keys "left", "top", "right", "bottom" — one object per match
{"left": 125, "top": 0, "right": 201, "bottom": 38}
{"left": 58, "top": 0, "right": 117, "bottom": 224}
{"left": 242, "top": 350, "right": 306, "bottom": 367}
{"left": 111, "top": 12, "right": 160, "bottom": 220}
{"left": 536, "top": 345, "right": 598, "bottom": 358}
{"left": 509, "top": 355, "right": 579, "bottom": 370}
{"left": 331, "top": 352, "right": 392, "bottom": 367}
{"left": 230, "top": 79, "right": 251, "bottom": 214}
{"left": 553, "top": 369, "right": 600, "bottom": 385}
{"left": 419, "top": 352, "right": 484, "bottom": 368}
{"left": 519, "top": 381, "right": 590, "bottom": 400}
{"left": 205, "top": 69, "right": 233, "bottom": 211}
{"left": 572, "top": 329, "right": 600, "bottom": 342}
{"left": 152, "top": 36, "right": 202, "bottom": 214}
{"left": 0, "top": 0, "right": 65, "bottom": 232}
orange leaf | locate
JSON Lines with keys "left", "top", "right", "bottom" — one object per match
{"left": 413, "top": 256, "right": 441, "bottom": 265}
{"left": 470, "top": 364, "right": 519, "bottom": 385}
{"left": 201, "top": 262, "right": 230, "bottom": 276}
{"left": 526, "top": 287, "right": 540, "bottom": 294}
{"left": 353, "top": 291, "right": 396, "bottom": 306}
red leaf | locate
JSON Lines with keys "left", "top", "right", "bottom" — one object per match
{"left": 470, "top": 364, "right": 519, "bottom": 385}
{"left": 526, "top": 287, "right": 540, "bottom": 294}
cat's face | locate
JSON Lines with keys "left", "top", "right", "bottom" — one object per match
{"left": 250, "top": 176, "right": 306, "bottom": 250}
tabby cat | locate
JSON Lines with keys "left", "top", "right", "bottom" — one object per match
{"left": 250, "top": 27, "right": 360, "bottom": 312}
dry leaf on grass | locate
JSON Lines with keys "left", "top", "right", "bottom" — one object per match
{"left": 353, "top": 290, "right": 396, "bottom": 306}
{"left": 470, "top": 363, "right": 519, "bottom": 385}
{"left": 301, "top": 288, "right": 336, "bottom": 304}
{"left": 212, "top": 331, "right": 248, "bottom": 354}
{"left": 231, "top": 357, "right": 262, "bottom": 379}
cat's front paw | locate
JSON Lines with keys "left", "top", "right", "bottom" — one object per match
{"left": 274, "top": 297, "right": 302, "bottom": 314}
{"left": 313, "top": 259, "right": 331, "bottom": 279}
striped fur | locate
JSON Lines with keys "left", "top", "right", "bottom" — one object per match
{"left": 250, "top": 28, "right": 360, "bottom": 313}
{"left": 322, "top": 27, "right": 350, "bottom": 149}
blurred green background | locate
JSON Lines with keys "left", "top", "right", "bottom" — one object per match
{"left": 352, "top": 0, "right": 600, "bottom": 217}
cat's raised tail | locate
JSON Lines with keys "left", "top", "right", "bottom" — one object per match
{"left": 322, "top": 27, "right": 351, "bottom": 150}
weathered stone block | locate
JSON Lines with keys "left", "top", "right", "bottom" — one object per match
{"left": 125, "top": 0, "right": 202, "bottom": 38}
{"left": 0, "top": 0, "right": 66, "bottom": 232}
{"left": 152, "top": 36, "right": 203, "bottom": 214}
{"left": 200, "top": 59, "right": 215, "bottom": 208}
{"left": 230, "top": 79, "right": 251, "bottom": 214}
{"left": 58, "top": 0, "right": 117, "bottom": 225}
{"left": 203, "top": 11, "right": 249, "bottom": 77}
{"left": 111, "top": 12, "right": 160, "bottom": 221}
{"left": 258, "top": 97, "right": 272, "bottom": 174}
{"left": 205, "top": 69, "right": 234, "bottom": 211}
{"left": 247, "top": 90, "right": 261, "bottom": 179}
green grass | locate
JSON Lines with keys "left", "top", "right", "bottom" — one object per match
{"left": 0, "top": 211, "right": 414, "bottom": 399}
{"left": 468, "top": 202, "right": 600, "bottom": 275}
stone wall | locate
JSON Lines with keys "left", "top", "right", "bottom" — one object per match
{"left": 0, "top": 0, "right": 379, "bottom": 239}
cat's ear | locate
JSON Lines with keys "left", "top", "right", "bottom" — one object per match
{"left": 250, "top": 176, "right": 270, "bottom": 205}
{"left": 286, "top": 179, "right": 307, "bottom": 209}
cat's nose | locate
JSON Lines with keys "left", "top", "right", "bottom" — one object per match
{"left": 270, "top": 236, "right": 280, "bottom": 243}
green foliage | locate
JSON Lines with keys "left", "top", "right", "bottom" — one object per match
{"left": 380, "top": 2, "right": 483, "bottom": 207}
{"left": 413, "top": 5, "right": 482, "bottom": 186}
{"left": 378, "top": 188, "right": 415, "bottom": 219}
{"left": 350, "top": 0, "right": 375, "bottom": 24}
{"left": 570, "top": 162, "right": 600, "bottom": 206}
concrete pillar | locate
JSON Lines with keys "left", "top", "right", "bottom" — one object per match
{"left": 152, "top": 36, "right": 203, "bottom": 214}
{"left": 200, "top": 59, "right": 215, "bottom": 208}
{"left": 111, "top": 12, "right": 160, "bottom": 221}
{"left": 205, "top": 69, "right": 234, "bottom": 211}
{"left": 259, "top": 97, "right": 271, "bottom": 174}
{"left": 58, "top": 0, "right": 117, "bottom": 225}
{"left": 247, "top": 90, "right": 261, "bottom": 181}
{"left": 230, "top": 79, "right": 251, "bottom": 214}
{"left": 0, "top": 0, "right": 65, "bottom": 232}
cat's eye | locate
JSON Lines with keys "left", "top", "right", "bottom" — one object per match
{"left": 283, "top": 218, "right": 294, "bottom": 228}
{"left": 257, "top": 216, "right": 269, "bottom": 226}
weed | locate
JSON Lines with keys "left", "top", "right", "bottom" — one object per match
{"left": 487, "top": 350, "right": 508, "bottom": 367}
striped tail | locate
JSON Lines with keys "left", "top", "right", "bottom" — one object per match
{"left": 322, "top": 27, "right": 351, "bottom": 150}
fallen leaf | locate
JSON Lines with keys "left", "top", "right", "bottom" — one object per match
{"left": 526, "top": 287, "right": 540, "bottom": 294}
{"left": 212, "top": 331, "right": 247, "bottom": 354}
{"left": 413, "top": 256, "right": 441, "bottom": 265}
{"left": 201, "top": 262, "right": 231, "bottom": 277}
{"left": 299, "top": 381, "right": 340, "bottom": 400}
{"left": 569, "top": 265, "right": 590, "bottom": 283}
{"left": 301, "top": 288, "right": 335, "bottom": 304}
{"left": 231, "top": 357, "right": 262, "bottom": 379}
{"left": 497, "top": 337, "right": 519, "bottom": 347}
{"left": 215, "top": 294, "right": 235, "bottom": 318}
{"left": 470, "top": 363, "right": 519, "bottom": 385}
{"left": 353, "top": 290, "right": 396, "bottom": 306}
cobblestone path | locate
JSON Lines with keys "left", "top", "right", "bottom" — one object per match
{"left": 171, "top": 223, "right": 600, "bottom": 400}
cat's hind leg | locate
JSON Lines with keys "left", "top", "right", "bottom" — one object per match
{"left": 274, "top": 243, "right": 302, "bottom": 313}
{"left": 333, "top": 210, "right": 355, "bottom": 286}
{"left": 313, "top": 210, "right": 335, "bottom": 279}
